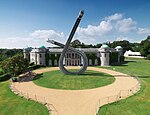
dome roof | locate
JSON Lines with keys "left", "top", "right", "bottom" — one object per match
{"left": 115, "top": 46, "right": 122, "bottom": 49}
{"left": 39, "top": 46, "right": 46, "bottom": 49}
{"left": 101, "top": 44, "right": 109, "bottom": 49}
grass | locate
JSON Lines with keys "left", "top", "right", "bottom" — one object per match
{"left": 0, "top": 81, "right": 49, "bottom": 115}
{"left": 33, "top": 70, "right": 115, "bottom": 90}
{"left": 98, "top": 58, "right": 150, "bottom": 115}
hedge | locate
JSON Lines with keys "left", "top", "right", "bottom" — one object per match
{"left": 110, "top": 52, "right": 118, "bottom": 64}
{"left": 120, "top": 55, "right": 125, "bottom": 62}
{"left": 0, "top": 71, "right": 4, "bottom": 75}
{"left": 28, "top": 64, "right": 43, "bottom": 70}
{"left": 0, "top": 73, "right": 11, "bottom": 81}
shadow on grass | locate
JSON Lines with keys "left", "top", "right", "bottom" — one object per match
{"left": 136, "top": 76, "right": 150, "bottom": 78}
{"left": 81, "top": 72, "right": 113, "bottom": 77}
{"left": 124, "top": 60, "right": 137, "bottom": 63}
{"left": 33, "top": 71, "right": 114, "bottom": 81}
{"left": 110, "top": 60, "right": 137, "bottom": 66}
{"left": 33, "top": 74, "right": 43, "bottom": 81}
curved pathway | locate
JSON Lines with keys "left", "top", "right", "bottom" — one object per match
{"left": 11, "top": 67, "right": 139, "bottom": 115}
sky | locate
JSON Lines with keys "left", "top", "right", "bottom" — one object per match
{"left": 0, "top": 0, "right": 150, "bottom": 48}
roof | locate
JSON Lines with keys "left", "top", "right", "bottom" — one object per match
{"left": 48, "top": 48, "right": 99, "bottom": 53}
{"left": 124, "top": 50, "right": 141, "bottom": 56}
{"left": 39, "top": 46, "right": 46, "bottom": 49}
{"left": 100, "top": 44, "right": 109, "bottom": 49}
{"left": 115, "top": 46, "right": 122, "bottom": 49}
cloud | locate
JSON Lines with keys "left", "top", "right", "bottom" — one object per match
{"left": 76, "top": 20, "right": 113, "bottom": 44}
{"left": 105, "top": 13, "right": 123, "bottom": 21}
{"left": 0, "top": 30, "right": 66, "bottom": 48}
{"left": 75, "top": 13, "right": 142, "bottom": 44}
{"left": 137, "top": 28, "right": 150, "bottom": 34}
{"left": 30, "top": 30, "right": 65, "bottom": 40}
{"left": 1, "top": 13, "right": 150, "bottom": 48}
{"left": 0, "top": 37, "right": 34, "bottom": 48}
{"left": 77, "top": 21, "right": 112, "bottom": 37}
{"left": 115, "top": 18, "right": 137, "bottom": 33}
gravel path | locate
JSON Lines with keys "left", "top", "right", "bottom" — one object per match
{"left": 12, "top": 67, "right": 139, "bottom": 115}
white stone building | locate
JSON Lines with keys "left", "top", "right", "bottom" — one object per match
{"left": 23, "top": 45, "right": 124, "bottom": 67}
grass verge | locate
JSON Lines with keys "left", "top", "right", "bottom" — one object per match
{"left": 98, "top": 58, "right": 150, "bottom": 115}
{"left": 0, "top": 81, "right": 49, "bottom": 115}
{"left": 33, "top": 70, "right": 115, "bottom": 90}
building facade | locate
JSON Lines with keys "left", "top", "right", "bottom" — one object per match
{"left": 23, "top": 45, "right": 124, "bottom": 67}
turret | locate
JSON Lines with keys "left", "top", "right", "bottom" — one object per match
{"left": 115, "top": 46, "right": 123, "bottom": 63}
{"left": 36, "top": 46, "right": 46, "bottom": 66}
{"left": 23, "top": 47, "right": 32, "bottom": 61}
{"left": 99, "top": 44, "right": 110, "bottom": 66}
{"left": 30, "top": 46, "right": 46, "bottom": 66}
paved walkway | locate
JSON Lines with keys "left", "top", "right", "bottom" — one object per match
{"left": 11, "top": 67, "right": 139, "bottom": 115}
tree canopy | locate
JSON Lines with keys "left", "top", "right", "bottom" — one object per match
{"left": 0, "top": 54, "right": 29, "bottom": 77}
{"left": 140, "top": 36, "right": 150, "bottom": 58}
{"left": 0, "top": 49, "right": 22, "bottom": 62}
{"left": 70, "top": 38, "right": 150, "bottom": 60}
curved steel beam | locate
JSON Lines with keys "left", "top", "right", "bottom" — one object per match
{"left": 47, "top": 10, "right": 88, "bottom": 74}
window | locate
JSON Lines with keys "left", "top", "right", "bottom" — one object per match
{"left": 72, "top": 53, "right": 74, "bottom": 58}
{"left": 40, "top": 54, "right": 42, "bottom": 58}
{"left": 69, "top": 53, "right": 71, "bottom": 58}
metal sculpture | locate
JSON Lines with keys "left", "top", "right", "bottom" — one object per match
{"left": 47, "top": 10, "right": 88, "bottom": 74}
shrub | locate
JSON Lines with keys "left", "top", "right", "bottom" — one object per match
{"left": 28, "top": 65, "right": 42, "bottom": 70}
{"left": 110, "top": 52, "right": 118, "bottom": 64}
{"left": 146, "top": 54, "right": 150, "bottom": 60}
{"left": 0, "top": 73, "right": 11, "bottom": 81}
{"left": 29, "top": 62, "right": 34, "bottom": 66}
{"left": 0, "top": 54, "right": 29, "bottom": 77}
{"left": 0, "top": 70, "right": 4, "bottom": 75}
{"left": 120, "top": 55, "right": 125, "bottom": 62}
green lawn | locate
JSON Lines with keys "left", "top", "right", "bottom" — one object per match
{"left": 0, "top": 81, "right": 49, "bottom": 115}
{"left": 33, "top": 70, "right": 115, "bottom": 90}
{"left": 98, "top": 58, "right": 150, "bottom": 115}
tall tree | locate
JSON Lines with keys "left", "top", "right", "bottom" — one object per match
{"left": 0, "top": 49, "right": 22, "bottom": 62}
{"left": 0, "top": 54, "right": 29, "bottom": 76}
{"left": 130, "top": 43, "right": 140, "bottom": 52}
{"left": 110, "top": 40, "right": 131, "bottom": 51}
{"left": 140, "top": 36, "right": 150, "bottom": 57}
{"left": 71, "top": 39, "right": 81, "bottom": 47}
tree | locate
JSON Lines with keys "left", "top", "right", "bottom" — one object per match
{"left": 70, "top": 39, "right": 103, "bottom": 48}
{"left": 110, "top": 40, "right": 131, "bottom": 52}
{"left": 146, "top": 54, "right": 150, "bottom": 60}
{"left": 130, "top": 43, "right": 140, "bottom": 52}
{"left": 94, "top": 43, "right": 102, "bottom": 48}
{"left": 0, "top": 49, "right": 22, "bottom": 62}
{"left": 140, "top": 36, "right": 150, "bottom": 58}
{"left": 71, "top": 39, "right": 81, "bottom": 47}
{"left": 0, "top": 54, "right": 29, "bottom": 77}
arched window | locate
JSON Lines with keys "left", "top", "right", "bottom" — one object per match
{"left": 95, "top": 59, "right": 98, "bottom": 65}
{"left": 40, "top": 54, "right": 42, "bottom": 58}
{"left": 54, "top": 59, "right": 58, "bottom": 66}
{"left": 89, "top": 59, "right": 92, "bottom": 65}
